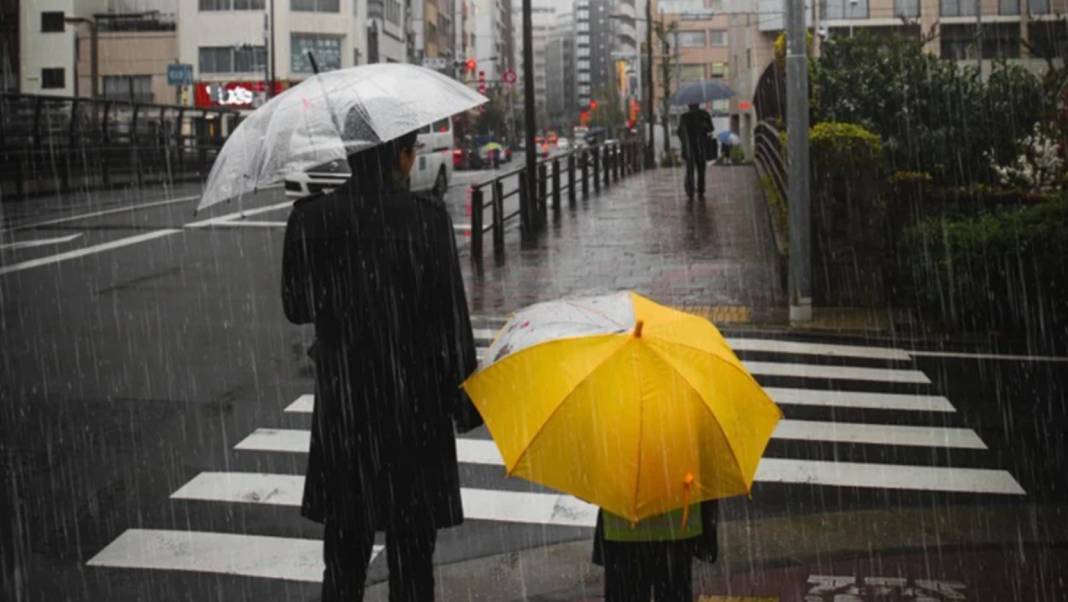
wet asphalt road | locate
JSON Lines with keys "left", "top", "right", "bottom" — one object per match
{"left": 1, "top": 173, "right": 1067, "bottom": 601}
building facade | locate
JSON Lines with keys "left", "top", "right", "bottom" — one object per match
{"left": 511, "top": 0, "right": 554, "bottom": 119}
{"left": 546, "top": 10, "right": 577, "bottom": 127}
{"left": 651, "top": 0, "right": 730, "bottom": 129}
{"left": 18, "top": 0, "right": 109, "bottom": 96}
{"left": 76, "top": 11, "right": 179, "bottom": 104}
{"left": 178, "top": 0, "right": 370, "bottom": 111}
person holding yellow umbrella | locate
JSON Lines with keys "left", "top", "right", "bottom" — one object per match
{"left": 463, "top": 291, "right": 782, "bottom": 600}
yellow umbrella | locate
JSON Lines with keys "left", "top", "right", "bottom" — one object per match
{"left": 463, "top": 291, "right": 782, "bottom": 523}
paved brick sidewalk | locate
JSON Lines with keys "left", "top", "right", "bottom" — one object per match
{"left": 461, "top": 164, "right": 786, "bottom": 323}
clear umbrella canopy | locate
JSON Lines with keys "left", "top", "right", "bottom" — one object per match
{"left": 198, "top": 63, "right": 487, "bottom": 211}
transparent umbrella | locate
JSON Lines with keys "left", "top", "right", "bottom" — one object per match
{"left": 197, "top": 63, "right": 488, "bottom": 211}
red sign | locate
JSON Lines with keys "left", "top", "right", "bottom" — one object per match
{"left": 194, "top": 81, "right": 285, "bottom": 109}
{"left": 502, "top": 69, "right": 517, "bottom": 85}
{"left": 739, "top": 100, "right": 753, "bottom": 111}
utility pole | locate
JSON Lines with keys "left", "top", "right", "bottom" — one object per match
{"left": 522, "top": 0, "right": 537, "bottom": 233}
{"left": 268, "top": 0, "right": 277, "bottom": 97}
{"left": 785, "top": 0, "right": 812, "bottom": 322}
{"left": 645, "top": 0, "right": 655, "bottom": 167}
{"left": 975, "top": 0, "right": 982, "bottom": 73}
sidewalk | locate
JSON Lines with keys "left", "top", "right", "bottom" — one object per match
{"left": 461, "top": 164, "right": 787, "bottom": 324}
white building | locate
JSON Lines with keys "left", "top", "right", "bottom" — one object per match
{"left": 474, "top": 0, "right": 512, "bottom": 81}
{"left": 511, "top": 0, "right": 555, "bottom": 116}
{"left": 178, "top": 0, "right": 378, "bottom": 110}
{"left": 19, "top": 0, "right": 109, "bottom": 96}
{"left": 366, "top": 0, "right": 408, "bottom": 62}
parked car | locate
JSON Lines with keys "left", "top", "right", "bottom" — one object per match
{"left": 557, "top": 136, "right": 570, "bottom": 151}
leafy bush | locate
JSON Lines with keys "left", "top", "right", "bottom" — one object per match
{"left": 898, "top": 197, "right": 1068, "bottom": 346}
{"left": 810, "top": 121, "right": 884, "bottom": 172}
{"left": 812, "top": 32, "right": 1043, "bottom": 187}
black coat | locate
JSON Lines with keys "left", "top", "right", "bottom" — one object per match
{"left": 282, "top": 175, "right": 480, "bottom": 531}
{"left": 676, "top": 108, "right": 714, "bottom": 163}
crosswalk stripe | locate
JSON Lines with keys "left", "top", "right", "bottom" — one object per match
{"left": 773, "top": 420, "right": 985, "bottom": 449}
{"left": 234, "top": 431, "right": 1021, "bottom": 494}
{"left": 86, "top": 528, "right": 381, "bottom": 583}
{"left": 171, "top": 472, "right": 598, "bottom": 528}
{"left": 724, "top": 338, "right": 911, "bottom": 361}
{"left": 473, "top": 328, "right": 497, "bottom": 341}
{"left": 764, "top": 387, "right": 956, "bottom": 412}
{"left": 285, "top": 388, "right": 957, "bottom": 415}
{"left": 742, "top": 361, "right": 930, "bottom": 384}
{"left": 755, "top": 458, "right": 1026, "bottom": 495}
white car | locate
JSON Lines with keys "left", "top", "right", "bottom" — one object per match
{"left": 285, "top": 118, "right": 454, "bottom": 199}
{"left": 556, "top": 137, "right": 570, "bottom": 151}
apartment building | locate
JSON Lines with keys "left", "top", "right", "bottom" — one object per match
{"left": 19, "top": 0, "right": 109, "bottom": 96}
{"left": 546, "top": 10, "right": 577, "bottom": 127}
{"left": 652, "top": 0, "right": 730, "bottom": 127}
{"left": 511, "top": 0, "right": 555, "bottom": 116}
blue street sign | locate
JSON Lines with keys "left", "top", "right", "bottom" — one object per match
{"left": 167, "top": 64, "right": 194, "bottom": 86}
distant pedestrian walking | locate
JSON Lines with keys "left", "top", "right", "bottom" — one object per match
{"left": 282, "top": 130, "right": 482, "bottom": 601}
{"left": 676, "top": 103, "right": 714, "bottom": 200}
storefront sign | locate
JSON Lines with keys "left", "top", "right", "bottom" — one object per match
{"left": 194, "top": 81, "right": 285, "bottom": 109}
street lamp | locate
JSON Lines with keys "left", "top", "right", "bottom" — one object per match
{"left": 64, "top": 16, "right": 98, "bottom": 99}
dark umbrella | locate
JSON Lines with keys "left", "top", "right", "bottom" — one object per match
{"left": 671, "top": 79, "right": 735, "bottom": 106}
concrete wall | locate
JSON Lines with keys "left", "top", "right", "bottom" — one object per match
{"left": 76, "top": 31, "right": 178, "bottom": 104}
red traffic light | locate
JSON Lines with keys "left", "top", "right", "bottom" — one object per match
{"left": 466, "top": 58, "right": 477, "bottom": 72}
{"left": 590, "top": 99, "right": 598, "bottom": 110}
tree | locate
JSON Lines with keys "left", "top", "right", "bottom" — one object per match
{"left": 811, "top": 31, "right": 1043, "bottom": 186}
{"left": 654, "top": 19, "right": 678, "bottom": 165}
{"left": 473, "top": 94, "right": 508, "bottom": 138}
{"left": 590, "top": 85, "right": 626, "bottom": 133}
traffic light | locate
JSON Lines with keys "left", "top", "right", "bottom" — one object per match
{"left": 466, "top": 58, "right": 477, "bottom": 72}
{"left": 478, "top": 70, "right": 486, "bottom": 94}
{"left": 590, "top": 99, "right": 598, "bottom": 111}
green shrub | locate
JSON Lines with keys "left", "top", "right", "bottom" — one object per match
{"left": 810, "top": 122, "right": 884, "bottom": 172}
{"left": 899, "top": 197, "right": 1068, "bottom": 344}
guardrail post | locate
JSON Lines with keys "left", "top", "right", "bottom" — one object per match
{"left": 593, "top": 147, "right": 601, "bottom": 193}
{"left": 581, "top": 150, "right": 590, "bottom": 198}
{"left": 470, "top": 186, "right": 483, "bottom": 259}
{"left": 538, "top": 162, "right": 548, "bottom": 224}
{"left": 493, "top": 180, "right": 505, "bottom": 253}
{"left": 602, "top": 145, "right": 610, "bottom": 188}
{"left": 519, "top": 169, "right": 532, "bottom": 239}
{"left": 567, "top": 153, "right": 576, "bottom": 206}
{"left": 551, "top": 158, "right": 561, "bottom": 212}
{"left": 613, "top": 144, "right": 621, "bottom": 182}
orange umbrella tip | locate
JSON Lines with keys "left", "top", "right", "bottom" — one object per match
{"left": 633, "top": 320, "right": 644, "bottom": 338}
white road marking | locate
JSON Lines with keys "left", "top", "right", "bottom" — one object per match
{"left": 765, "top": 388, "right": 956, "bottom": 413}
{"left": 284, "top": 394, "right": 315, "bottom": 413}
{"left": 171, "top": 471, "right": 598, "bottom": 528}
{"left": 236, "top": 432, "right": 1021, "bottom": 494}
{"left": 185, "top": 200, "right": 293, "bottom": 228}
{"left": 1, "top": 194, "right": 199, "bottom": 233}
{"left": 743, "top": 361, "right": 931, "bottom": 384}
{"left": 756, "top": 458, "right": 1026, "bottom": 495}
{"left": 725, "top": 338, "right": 911, "bottom": 361}
{"left": 0, "top": 233, "right": 83, "bottom": 250}
{"left": 86, "top": 528, "right": 381, "bottom": 583}
{"left": 200, "top": 220, "right": 288, "bottom": 228}
{"left": 907, "top": 349, "right": 1068, "bottom": 363}
{"left": 0, "top": 229, "right": 181, "bottom": 277}
{"left": 773, "top": 419, "right": 985, "bottom": 449}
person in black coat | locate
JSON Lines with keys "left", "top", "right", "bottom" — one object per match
{"left": 282, "top": 129, "right": 481, "bottom": 602}
{"left": 676, "top": 103, "right": 715, "bottom": 200}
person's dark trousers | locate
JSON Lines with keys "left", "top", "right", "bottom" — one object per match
{"left": 321, "top": 520, "right": 437, "bottom": 602}
{"left": 603, "top": 540, "right": 693, "bottom": 602}
{"left": 683, "top": 157, "right": 706, "bottom": 199}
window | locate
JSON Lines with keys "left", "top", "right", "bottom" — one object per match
{"left": 199, "top": 46, "right": 266, "bottom": 73}
{"left": 680, "top": 64, "right": 704, "bottom": 81}
{"left": 710, "top": 62, "right": 728, "bottom": 77}
{"left": 823, "top": 0, "right": 869, "bottom": 18}
{"left": 291, "top": 34, "right": 343, "bottom": 73}
{"left": 292, "top": 0, "right": 340, "bottom": 11}
{"left": 940, "top": 0, "right": 975, "bottom": 16}
{"left": 42, "top": 11, "right": 65, "bottom": 33}
{"left": 103, "top": 75, "right": 153, "bottom": 102}
{"left": 433, "top": 118, "right": 450, "bottom": 132}
{"left": 708, "top": 29, "right": 727, "bottom": 46}
{"left": 1029, "top": 0, "right": 1049, "bottom": 13}
{"left": 1000, "top": 0, "right": 1019, "bottom": 13}
{"left": 200, "top": 0, "right": 266, "bottom": 9}
{"left": 677, "top": 31, "right": 706, "bottom": 47}
{"left": 41, "top": 68, "right": 64, "bottom": 89}
{"left": 894, "top": 0, "right": 919, "bottom": 17}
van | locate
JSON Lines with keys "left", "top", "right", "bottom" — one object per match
{"left": 284, "top": 117, "right": 454, "bottom": 199}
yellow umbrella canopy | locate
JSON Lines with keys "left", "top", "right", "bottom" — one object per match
{"left": 463, "top": 291, "right": 782, "bottom": 523}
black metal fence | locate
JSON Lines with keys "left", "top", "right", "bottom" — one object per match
{"left": 0, "top": 92, "right": 240, "bottom": 199}
{"left": 468, "top": 139, "right": 644, "bottom": 259}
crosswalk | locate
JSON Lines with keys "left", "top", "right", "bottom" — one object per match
{"left": 86, "top": 319, "right": 1027, "bottom": 585}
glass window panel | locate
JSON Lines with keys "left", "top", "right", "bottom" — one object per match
{"left": 677, "top": 31, "right": 705, "bottom": 47}
{"left": 1029, "top": 0, "right": 1049, "bottom": 12}
{"left": 41, "top": 11, "right": 65, "bottom": 32}
{"left": 708, "top": 29, "right": 727, "bottom": 45}
{"left": 894, "top": 0, "right": 920, "bottom": 17}
{"left": 824, "top": 0, "right": 869, "bottom": 19}
{"left": 41, "top": 68, "right": 65, "bottom": 89}
{"left": 291, "top": 34, "right": 344, "bottom": 73}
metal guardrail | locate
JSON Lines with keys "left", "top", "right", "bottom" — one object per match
{"left": 0, "top": 92, "right": 240, "bottom": 199}
{"left": 752, "top": 121, "right": 787, "bottom": 207}
{"left": 467, "top": 139, "right": 643, "bottom": 259}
